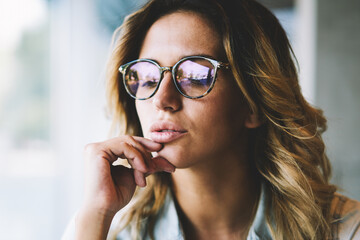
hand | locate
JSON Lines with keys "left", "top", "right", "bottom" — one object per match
{"left": 75, "top": 136, "right": 175, "bottom": 239}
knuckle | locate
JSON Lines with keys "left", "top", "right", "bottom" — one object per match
{"left": 84, "top": 143, "right": 99, "bottom": 154}
{"left": 118, "top": 141, "right": 129, "bottom": 150}
{"left": 119, "top": 142, "right": 137, "bottom": 159}
{"left": 126, "top": 135, "right": 138, "bottom": 147}
{"left": 84, "top": 142, "right": 108, "bottom": 160}
{"left": 122, "top": 135, "right": 135, "bottom": 143}
{"left": 134, "top": 151, "right": 144, "bottom": 161}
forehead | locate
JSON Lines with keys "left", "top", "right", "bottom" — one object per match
{"left": 139, "top": 11, "right": 224, "bottom": 64}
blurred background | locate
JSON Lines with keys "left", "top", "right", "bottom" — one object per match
{"left": 0, "top": 0, "right": 359, "bottom": 239}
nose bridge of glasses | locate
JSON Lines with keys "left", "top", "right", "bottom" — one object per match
{"left": 156, "top": 66, "right": 179, "bottom": 96}
{"left": 160, "top": 66, "right": 172, "bottom": 73}
{"left": 159, "top": 66, "right": 174, "bottom": 84}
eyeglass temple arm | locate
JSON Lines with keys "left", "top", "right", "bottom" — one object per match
{"left": 218, "top": 63, "right": 230, "bottom": 69}
{"left": 119, "top": 65, "right": 127, "bottom": 74}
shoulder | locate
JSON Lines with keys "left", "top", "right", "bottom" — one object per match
{"left": 330, "top": 192, "right": 360, "bottom": 239}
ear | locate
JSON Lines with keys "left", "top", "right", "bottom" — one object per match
{"left": 245, "top": 112, "right": 262, "bottom": 129}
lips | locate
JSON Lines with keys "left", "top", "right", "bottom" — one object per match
{"left": 149, "top": 121, "right": 187, "bottom": 143}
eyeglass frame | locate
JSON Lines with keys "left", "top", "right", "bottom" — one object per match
{"left": 118, "top": 55, "right": 230, "bottom": 100}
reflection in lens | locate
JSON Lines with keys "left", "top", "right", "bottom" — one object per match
{"left": 125, "top": 61, "right": 160, "bottom": 98}
{"left": 176, "top": 58, "right": 214, "bottom": 97}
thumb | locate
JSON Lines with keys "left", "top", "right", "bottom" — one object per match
{"left": 150, "top": 156, "right": 176, "bottom": 173}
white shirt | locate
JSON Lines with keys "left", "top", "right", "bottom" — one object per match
{"left": 62, "top": 186, "right": 360, "bottom": 239}
{"left": 62, "top": 185, "right": 271, "bottom": 240}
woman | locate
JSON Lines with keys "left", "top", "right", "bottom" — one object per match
{"left": 63, "top": 0, "right": 360, "bottom": 239}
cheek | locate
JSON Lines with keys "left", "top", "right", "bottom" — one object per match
{"left": 202, "top": 87, "right": 248, "bottom": 137}
{"left": 190, "top": 94, "right": 247, "bottom": 142}
{"left": 135, "top": 102, "right": 151, "bottom": 135}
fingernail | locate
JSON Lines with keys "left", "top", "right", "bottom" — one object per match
{"left": 164, "top": 166, "right": 175, "bottom": 173}
{"left": 139, "top": 178, "right": 147, "bottom": 188}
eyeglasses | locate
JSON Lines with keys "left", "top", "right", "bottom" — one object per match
{"left": 119, "top": 56, "right": 230, "bottom": 100}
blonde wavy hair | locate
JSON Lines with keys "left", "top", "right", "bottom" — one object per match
{"left": 106, "top": 0, "right": 336, "bottom": 239}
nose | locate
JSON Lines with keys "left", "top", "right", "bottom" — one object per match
{"left": 152, "top": 71, "right": 182, "bottom": 112}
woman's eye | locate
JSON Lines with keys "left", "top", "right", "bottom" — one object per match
{"left": 141, "top": 80, "right": 158, "bottom": 88}
{"left": 178, "top": 77, "right": 208, "bottom": 87}
{"left": 188, "top": 77, "right": 213, "bottom": 87}
{"left": 189, "top": 78, "right": 205, "bottom": 86}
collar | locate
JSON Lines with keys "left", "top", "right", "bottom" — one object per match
{"left": 153, "top": 184, "right": 272, "bottom": 240}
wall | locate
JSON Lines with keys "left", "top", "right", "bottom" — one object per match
{"left": 316, "top": 0, "right": 360, "bottom": 200}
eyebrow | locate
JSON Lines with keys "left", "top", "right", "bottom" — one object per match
{"left": 178, "top": 53, "right": 218, "bottom": 60}
{"left": 140, "top": 53, "right": 219, "bottom": 66}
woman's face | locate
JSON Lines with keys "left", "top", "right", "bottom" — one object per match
{"left": 136, "top": 11, "right": 253, "bottom": 169}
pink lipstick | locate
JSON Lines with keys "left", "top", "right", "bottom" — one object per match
{"left": 149, "top": 121, "right": 187, "bottom": 143}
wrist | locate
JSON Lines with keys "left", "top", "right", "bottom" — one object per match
{"left": 75, "top": 207, "right": 115, "bottom": 240}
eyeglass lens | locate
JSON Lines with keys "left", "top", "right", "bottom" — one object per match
{"left": 124, "top": 58, "right": 215, "bottom": 99}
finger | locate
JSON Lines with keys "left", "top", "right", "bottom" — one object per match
{"left": 108, "top": 136, "right": 154, "bottom": 170}
{"left": 118, "top": 136, "right": 161, "bottom": 171}
{"left": 132, "top": 136, "right": 163, "bottom": 152}
{"left": 110, "top": 142, "right": 148, "bottom": 172}
{"left": 144, "top": 157, "right": 176, "bottom": 177}
{"left": 123, "top": 137, "right": 154, "bottom": 169}
{"left": 151, "top": 157, "right": 176, "bottom": 173}
{"left": 134, "top": 169, "right": 146, "bottom": 187}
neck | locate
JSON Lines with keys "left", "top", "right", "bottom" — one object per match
{"left": 171, "top": 144, "right": 261, "bottom": 240}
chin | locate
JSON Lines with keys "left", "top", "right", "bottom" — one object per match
{"left": 156, "top": 145, "right": 194, "bottom": 169}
